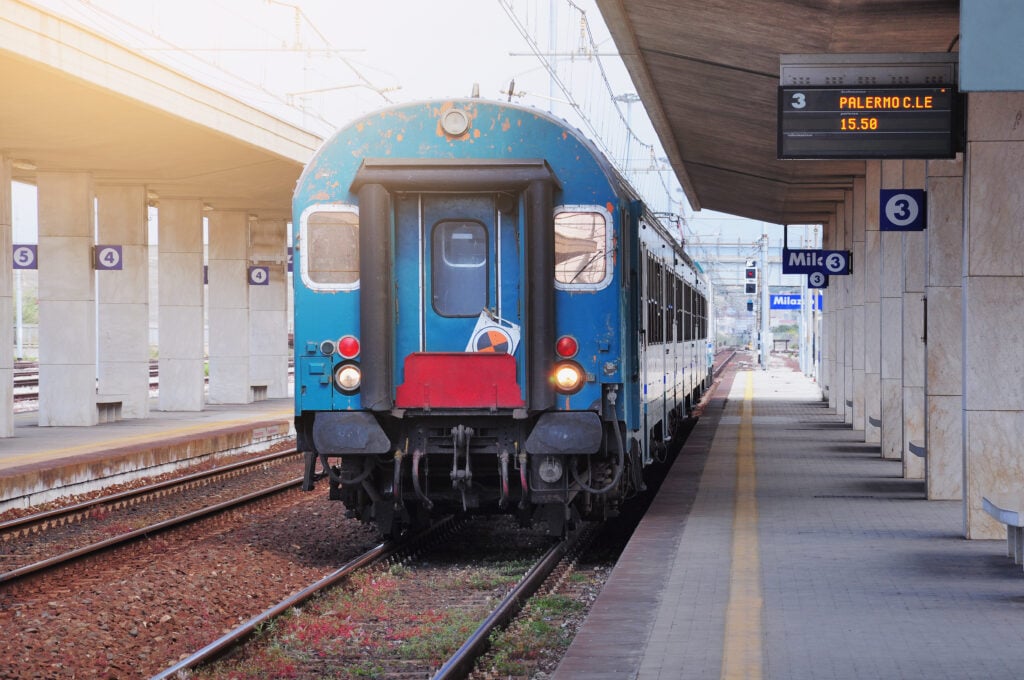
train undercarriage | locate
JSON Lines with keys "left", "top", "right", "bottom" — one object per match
{"left": 300, "top": 411, "right": 647, "bottom": 537}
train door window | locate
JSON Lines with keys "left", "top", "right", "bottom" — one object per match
{"left": 554, "top": 206, "right": 613, "bottom": 290}
{"left": 299, "top": 205, "right": 360, "bottom": 291}
{"left": 432, "top": 220, "right": 488, "bottom": 316}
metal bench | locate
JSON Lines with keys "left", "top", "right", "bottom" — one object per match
{"left": 982, "top": 495, "right": 1024, "bottom": 567}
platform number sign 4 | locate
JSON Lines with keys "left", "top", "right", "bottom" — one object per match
{"left": 12, "top": 244, "right": 38, "bottom": 270}
{"left": 248, "top": 266, "right": 270, "bottom": 285}
{"left": 93, "top": 245, "right": 123, "bottom": 270}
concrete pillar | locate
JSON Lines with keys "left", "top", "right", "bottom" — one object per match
{"left": 249, "top": 218, "right": 289, "bottom": 399}
{"left": 207, "top": 211, "right": 252, "bottom": 404}
{"left": 850, "top": 178, "right": 867, "bottom": 432}
{"left": 96, "top": 185, "right": 150, "bottom": 419}
{"left": 830, "top": 208, "right": 848, "bottom": 422}
{"left": 157, "top": 199, "right": 205, "bottom": 411}
{"left": 924, "top": 155, "right": 964, "bottom": 501}
{"left": 863, "top": 161, "right": 883, "bottom": 444}
{"left": 842, "top": 193, "right": 855, "bottom": 425}
{"left": 37, "top": 172, "right": 97, "bottom": 426}
{"left": 879, "top": 160, "right": 904, "bottom": 460}
{"left": 962, "top": 92, "right": 1024, "bottom": 538}
{"left": 902, "top": 161, "right": 927, "bottom": 480}
{"left": 0, "top": 158, "right": 12, "bottom": 436}
{"left": 822, "top": 222, "right": 835, "bottom": 407}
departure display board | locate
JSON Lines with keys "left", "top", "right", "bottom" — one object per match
{"left": 778, "top": 86, "right": 957, "bottom": 159}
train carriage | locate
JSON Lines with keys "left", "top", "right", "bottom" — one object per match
{"left": 293, "top": 98, "right": 710, "bottom": 535}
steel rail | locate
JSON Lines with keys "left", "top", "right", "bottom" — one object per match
{"left": 432, "top": 523, "right": 592, "bottom": 680}
{"left": 0, "top": 449, "right": 300, "bottom": 534}
{"left": 150, "top": 517, "right": 459, "bottom": 679}
{"left": 0, "top": 478, "right": 302, "bottom": 585}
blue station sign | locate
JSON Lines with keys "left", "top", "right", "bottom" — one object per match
{"left": 770, "top": 294, "right": 803, "bottom": 309}
{"left": 770, "top": 293, "right": 824, "bottom": 310}
{"left": 782, "top": 248, "right": 851, "bottom": 276}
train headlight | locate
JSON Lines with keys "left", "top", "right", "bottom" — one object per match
{"left": 334, "top": 362, "right": 361, "bottom": 393}
{"left": 552, "top": 361, "right": 585, "bottom": 394}
{"left": 538, "top": 456, "right": 563, "bottom": 483}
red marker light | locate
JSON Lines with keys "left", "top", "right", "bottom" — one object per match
{"left": 338, "top": 335, "right": 361, "bottom": 359}
{"left": 555, "top": 336, "right": 578, "bottom": 358}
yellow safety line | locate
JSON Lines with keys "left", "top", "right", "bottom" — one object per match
{"left": 0, "top": 408, "right": 292, "bottom": 470}
{"left": 721, "top": 371, "right": 763, "bottom": 679}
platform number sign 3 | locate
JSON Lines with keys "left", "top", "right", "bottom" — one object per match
{"left": 880, "top": 189, "right": 926, "bottom": 231}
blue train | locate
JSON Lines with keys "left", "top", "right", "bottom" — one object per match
{"left": 294, "top": 99, "right": 712, "bottom": 535}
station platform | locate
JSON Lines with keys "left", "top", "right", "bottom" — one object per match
{"left": 0, "top": 398, "right": 294, "bottom": 513}
{"left": 553, "top": 355, "right": 1024, "bottom": 680}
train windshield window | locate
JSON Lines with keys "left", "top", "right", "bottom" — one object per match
{"left": 554, "top": 208, "right": 610, "bottom": 289}
{"left": 302, "top": 207, "right": 359, "bottom": 289}
{"left": 432, "top": 220, "right": 487, "bottom": 316}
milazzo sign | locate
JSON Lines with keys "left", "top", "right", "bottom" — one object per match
{"left": 781, "top": 248, "right": 851, "bottom": 276}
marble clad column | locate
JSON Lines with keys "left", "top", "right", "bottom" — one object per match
{"left": 843, "top": 193, "right": 855, "bottom": 425}
{"left": 0, "top": 157, "right": 12, "bottom": 436}
{"left": 924, "top": 155, "right": 964, "bottom": 501}
{"left": 249, "top": 218, "right": 289, "bottom": 399}
{"left": 879, "top": 160, "right": 904, "bottom": 460}
{"left": 850, "top": 179, "right": 867, "bottom": 432}
{"left": 962, "top": 92, "right": 1024, "bottom": 539}
{"left": 207, "top": 211, "right": 252, "bottom": 404}
{"left": 37, "top": 172, "right": 97, "bottom": 426}
{"left": 821, "top": 223, "right": 835, "bottom": 406}
{"left": 96, "top": 186, "right": 150, "bottom": 419}
{"left": 830, "top": 208, "right": 848, "bottom": 422}
{"left": 157, "top": 199, "right": 205, "bottom": 411}
{"left": 863, "top": 161, "right": 883, "bottom": 444}
{"left": 901, "top": 160, "right": 926, "bottom": 480}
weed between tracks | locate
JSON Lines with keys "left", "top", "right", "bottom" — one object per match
{"left": 192, "top": 554, "right": 540, "bottom": 679}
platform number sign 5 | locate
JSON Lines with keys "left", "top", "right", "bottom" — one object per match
{"left": 12, "top": 244, "right": 38, "bottom": 270}
{"left": 248, "top": 266, "right": 270, "bottom": 285}
{"left": 94, "top": 245, "right": 123, "bottom": 270}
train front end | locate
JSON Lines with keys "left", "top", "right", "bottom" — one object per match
{"left": 293, "top": 100, "right": 630, "bottom": 535}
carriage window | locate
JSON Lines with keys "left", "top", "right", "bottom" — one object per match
{"left": 554, "top": 209, "right": 610, "bottom": 288}
{"left": 432, "top": 221, "right": 487, "bottom": 316}
{"left": 302, "top": 207, "right": 359, "bottom": 289}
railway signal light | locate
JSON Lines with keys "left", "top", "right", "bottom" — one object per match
{"left": 744, "top": 262, "right": 757, "bottom": 295}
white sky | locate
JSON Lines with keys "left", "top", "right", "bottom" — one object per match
{"left": 13, "top": 0, "right": 775, "bottom": 257}
{"left": 30, "top": 0, "right": 621, "bottom": 135}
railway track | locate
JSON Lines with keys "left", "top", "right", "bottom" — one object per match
{"left": 0, "top": 449, "right": 303, "bottom": 585}
{"left": 10, "top": 359, "right": 295, "bottom": 406}
{"left": 152, "top": 517, "right": 595, "bottom": 679}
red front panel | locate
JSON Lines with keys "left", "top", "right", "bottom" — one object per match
{"left": 395, "top": 352, "right": 525, "bottom": 409}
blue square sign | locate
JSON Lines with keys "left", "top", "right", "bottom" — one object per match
{"left": 880, "top": 189, "right": 926, "bottom": 231}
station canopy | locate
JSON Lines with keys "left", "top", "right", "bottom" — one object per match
{"left": 596, "top": 0, "right": 959, "bottom": 226}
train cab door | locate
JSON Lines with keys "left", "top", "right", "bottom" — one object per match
{"left": 393, "top": 192, "right": 522, "bottom": 385}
